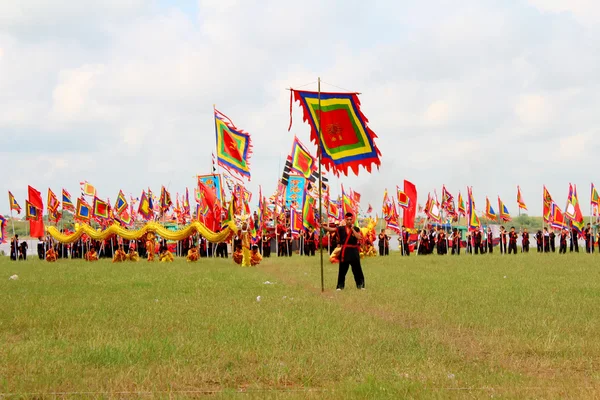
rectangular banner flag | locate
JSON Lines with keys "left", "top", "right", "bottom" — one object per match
{"left": 285, "top": 176, "right": 306, "bottom": 209}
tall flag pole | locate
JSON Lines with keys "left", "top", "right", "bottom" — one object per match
{"left": 8, "top": 191, "right": 21, "bottom": 260}
{"left": 317, "top": 77, "right": 324, "bottom": 292}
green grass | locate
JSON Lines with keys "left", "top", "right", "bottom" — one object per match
{"left": 1, "top": 252, "right": 600, "bottom": 398}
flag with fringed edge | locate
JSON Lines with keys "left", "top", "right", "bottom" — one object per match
{"left": 288, "top": 89, "right": 381, "bottom": 176}
{"left": 76, "top": 198, "right": 91, "bottom": 222}
{"left": 25, "top": 200, "right": 39, "bottom": 221}
{"left": 62, "top": 189, "right": 75, "bottom": 211}
{"left": 485, "top": 197, "right": 497, "bottom": 220}
{"left": 214, "top": 109, "right": 252, "bottom": 180}
{"left": 290, "top": 136, "right": 316, "bottom": 179}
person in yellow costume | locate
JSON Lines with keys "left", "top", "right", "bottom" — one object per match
{"left": 45, "top": 246, "right": 57, "bottom": 262}
{"left": 186, "top": 246, "right": 199, "bottom": 262}
{"left": 232, "top": 215, "right": 252, "bottom": 267}
{"left": 113, "top": 245, "right": 127, "bottom": 263}
{"left": 85, "top": 247, "right": 98, "bottom": 261}
{"left": 127, "top": 247, "right": 139, "bottom": 262}
{"left": 250, "top": 245, "right": 262, "bottom": 266}
{"left": 145, "top": 232, "right": 156, "bottom": 262}
{"left": 159, "top": 248, "right": 174, "bottom": 262}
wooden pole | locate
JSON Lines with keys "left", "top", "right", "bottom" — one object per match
{"left": 317, "top": 77, "right": 324, "bottom": 292}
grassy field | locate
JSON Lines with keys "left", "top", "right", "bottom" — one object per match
{"left": 1, "top": 252, "right": 600, "bottom": 398}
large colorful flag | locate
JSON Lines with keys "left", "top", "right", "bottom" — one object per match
{"left": 485, "top": 197, "right": 497, "bottom": 220}
{"left": 25, "top": 200, "right": 39, "bottom": 221}
{"left": 93, "top": 197, "right": 109, "bottom": 219}
{"left": 498, "top": 197, "right": 511, "bottom": 222}
{"left": 403, "top": 180, "right": 417, "bottom": 229}
{"left": 467, "top": 187, "right": 480, "bottom": 230}
{"left": 28, "top": 185, "right": 45, "bottom": 237}
{"left": 221, "top": 195, "right": 236, "bottom": 227}
{"left": 591, "top": 183, "right": 599, "bottom": 211}
{"left": 62, "top": 189, "right": 75, "bottom": 211}
{"left": 47, "top": 188, "right": 59, "bottom": 213}
{"left": 386, "top": 198, "right": 401, "bottom": 232}
{"left": 457, "top": 192, "right": 466, "bottom": 216}
{"left": 303, "top": 194, "right": 318, "bottom": 230}
{"left": 160, "top": 186, "right": 172, "bottom": 211}
{"left": 543, "top": 185, "right": 553, "bottom": 205}
{"left": 397, "top": 187, "right": 410, "bottom": 209}
{"left": 80, "top": 181, "right": 97, "bottom": 197}
{"left": 566, "top": 184, "right": 585, "bottom": 232}
{"left": 214, "top": 109, "right": 252, "bottom": 180}
{"left": 0, "top": 215, "right": 7, "bottom": 244}
{"left": 289, "top": 136, "right": 315, "bottom": 178}
{"left": 288, "top": 89, "right": 381, "bottom": 176}
{"left": 137, "top": 191, "right": 153, "bottom": 220}
{"left": 425, "top": 193, "right": 441, "bottom": 222}
{"left": 76, "top": 198, "right": 92, "bottom": 222}
{"left": 290, "top": 207, "right": 303, "bottom": 235}
{"left": 328, "top": 200, "right": 340, "bottom": 220}
{"left": 114, "top": 190, "right": 128, "bottom": 215}
{"left": 517, "top": 186, "right": 527, "bottom": 210}
{"left": 550, "top": 203, "right": 568, "bottom": 229}
{"left": 441, "top": 185, "right": 454, "bottom": 208}
{"left": 8, "top": 191, "right": 21, "bottom": 214}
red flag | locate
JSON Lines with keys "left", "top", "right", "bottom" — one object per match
{"left": 403, "top": 180, "right": 417, "bottom": 229}
{"left": 28, "top": 185, "right": 45, "bottom": 238}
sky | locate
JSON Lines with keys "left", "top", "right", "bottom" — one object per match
{"left": 1, "top": 0, "right": 600, "bottom": 217}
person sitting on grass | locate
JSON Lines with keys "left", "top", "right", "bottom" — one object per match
{"left": 45, "top": 246, "right": 57, "bottom": 262}
{"left": 127, "top": 246, "right": 139, "bottom": 262}
{"left": 113, "top": 245, "right": 127, "bottom": 263}
{"left": 159, "top": 247, "right": 174, "bottom": 262}
{"left": 85, "top": 247, "right": 99, "bottom": 262}
{"left": 232, "top": 243, "right": 243, "bottom": 265}
{"left": 187, "top": 246, "right": 199, "bottom": 262}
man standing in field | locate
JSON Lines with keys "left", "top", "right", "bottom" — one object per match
{"left": 508, "top": 227, "right": 518, "bottom": 254}
{"left": 323, "top": 212, "right": 365, "bottom": 290}
{"left": 521, "top": 228, "right": 530, "bottom": 252}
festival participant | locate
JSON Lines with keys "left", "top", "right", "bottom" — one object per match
{"left": 418, "top": 229, "right": 429, "bottom": 255}
{"left": 18, "top": 240, "right": 28, "bottom": 260}
{"left": 437, "top": 227, "right": 447, "bottom": 255}
{"left": 113, "top": 245, "right": 127, "bottom": 263}
{"left": 378, "top": 229, "right": 389, "bottom": 256}
{"left": 187, "top": 246, "right": 199, "bottom": 262}
{"left": 234, "top": 217, "right": 253, "bottom": 267}
{"left": 232, "top": 247, "right": 243, "bottom": 264}
{"left": 127, "top": 246, "right": 140, "bottom": 262}
{"left": 570, "top": 227, "right": 579, "bottom": 252}
{"left": 543, "top": 227, "right": 550, "bottom": 253}
{"left": 521, "top": 228, "right": 530, "bottom": 253}
{"left": 10, "top": 235, "right": 19, "bottom": 261}
{"left": 465, "top": 231, "right": 472, "bottom": 254}
{"left": 559, "top": 228, "right": 568, "bottom": 254}
{"left": 45, "top": 246, "right": 57, "bottom": 262}
{"left": 37, "top": 237, "right": 45, "bottom": 260}
{"left": 85, "top": 247, "right": 99, "bottom": 262}
{"left": 322, "top": 212, "right": 365, "bottom": 291}
{"left": 584, "top": 223, "right": 594, "bottom": 253}
{"left": 451, "top": 228, "right": 461, "bottom": 255}
{"left": 473, "top": 229, "right": 482, "bottom": 255}
{"left": 508, "top": 227, "right": 518, "bottom": 254}
{"left": 549, "top": 230, "right": 556, "bottom": 252}
{"left": 285, "top": 229, "right": 293, "bottom": 256}
{"left": 487, "top": 227, "right": 494, "bottom": 253}
{"left": 499, "top": 227, "right": 507, "bottom": 254}
{"left": 535, "top": 230, "right": 543, "bottom": 252}
{"left": 250, "top": 245, "right": 263, "bottom": 266}
{"left": 401, "top": 226, "right": 410, "bottom": 256}
{"left": 261, "top": 232, "right": 272, "bottom": 257}
{"left": 159, "top": 247, "right": 174, "bottom": 262}
{"left": 306, "top": 228, "right": 316, "bottom": 256}
{"left": 145, "top": 232, "right": 156, "bottom": 262}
